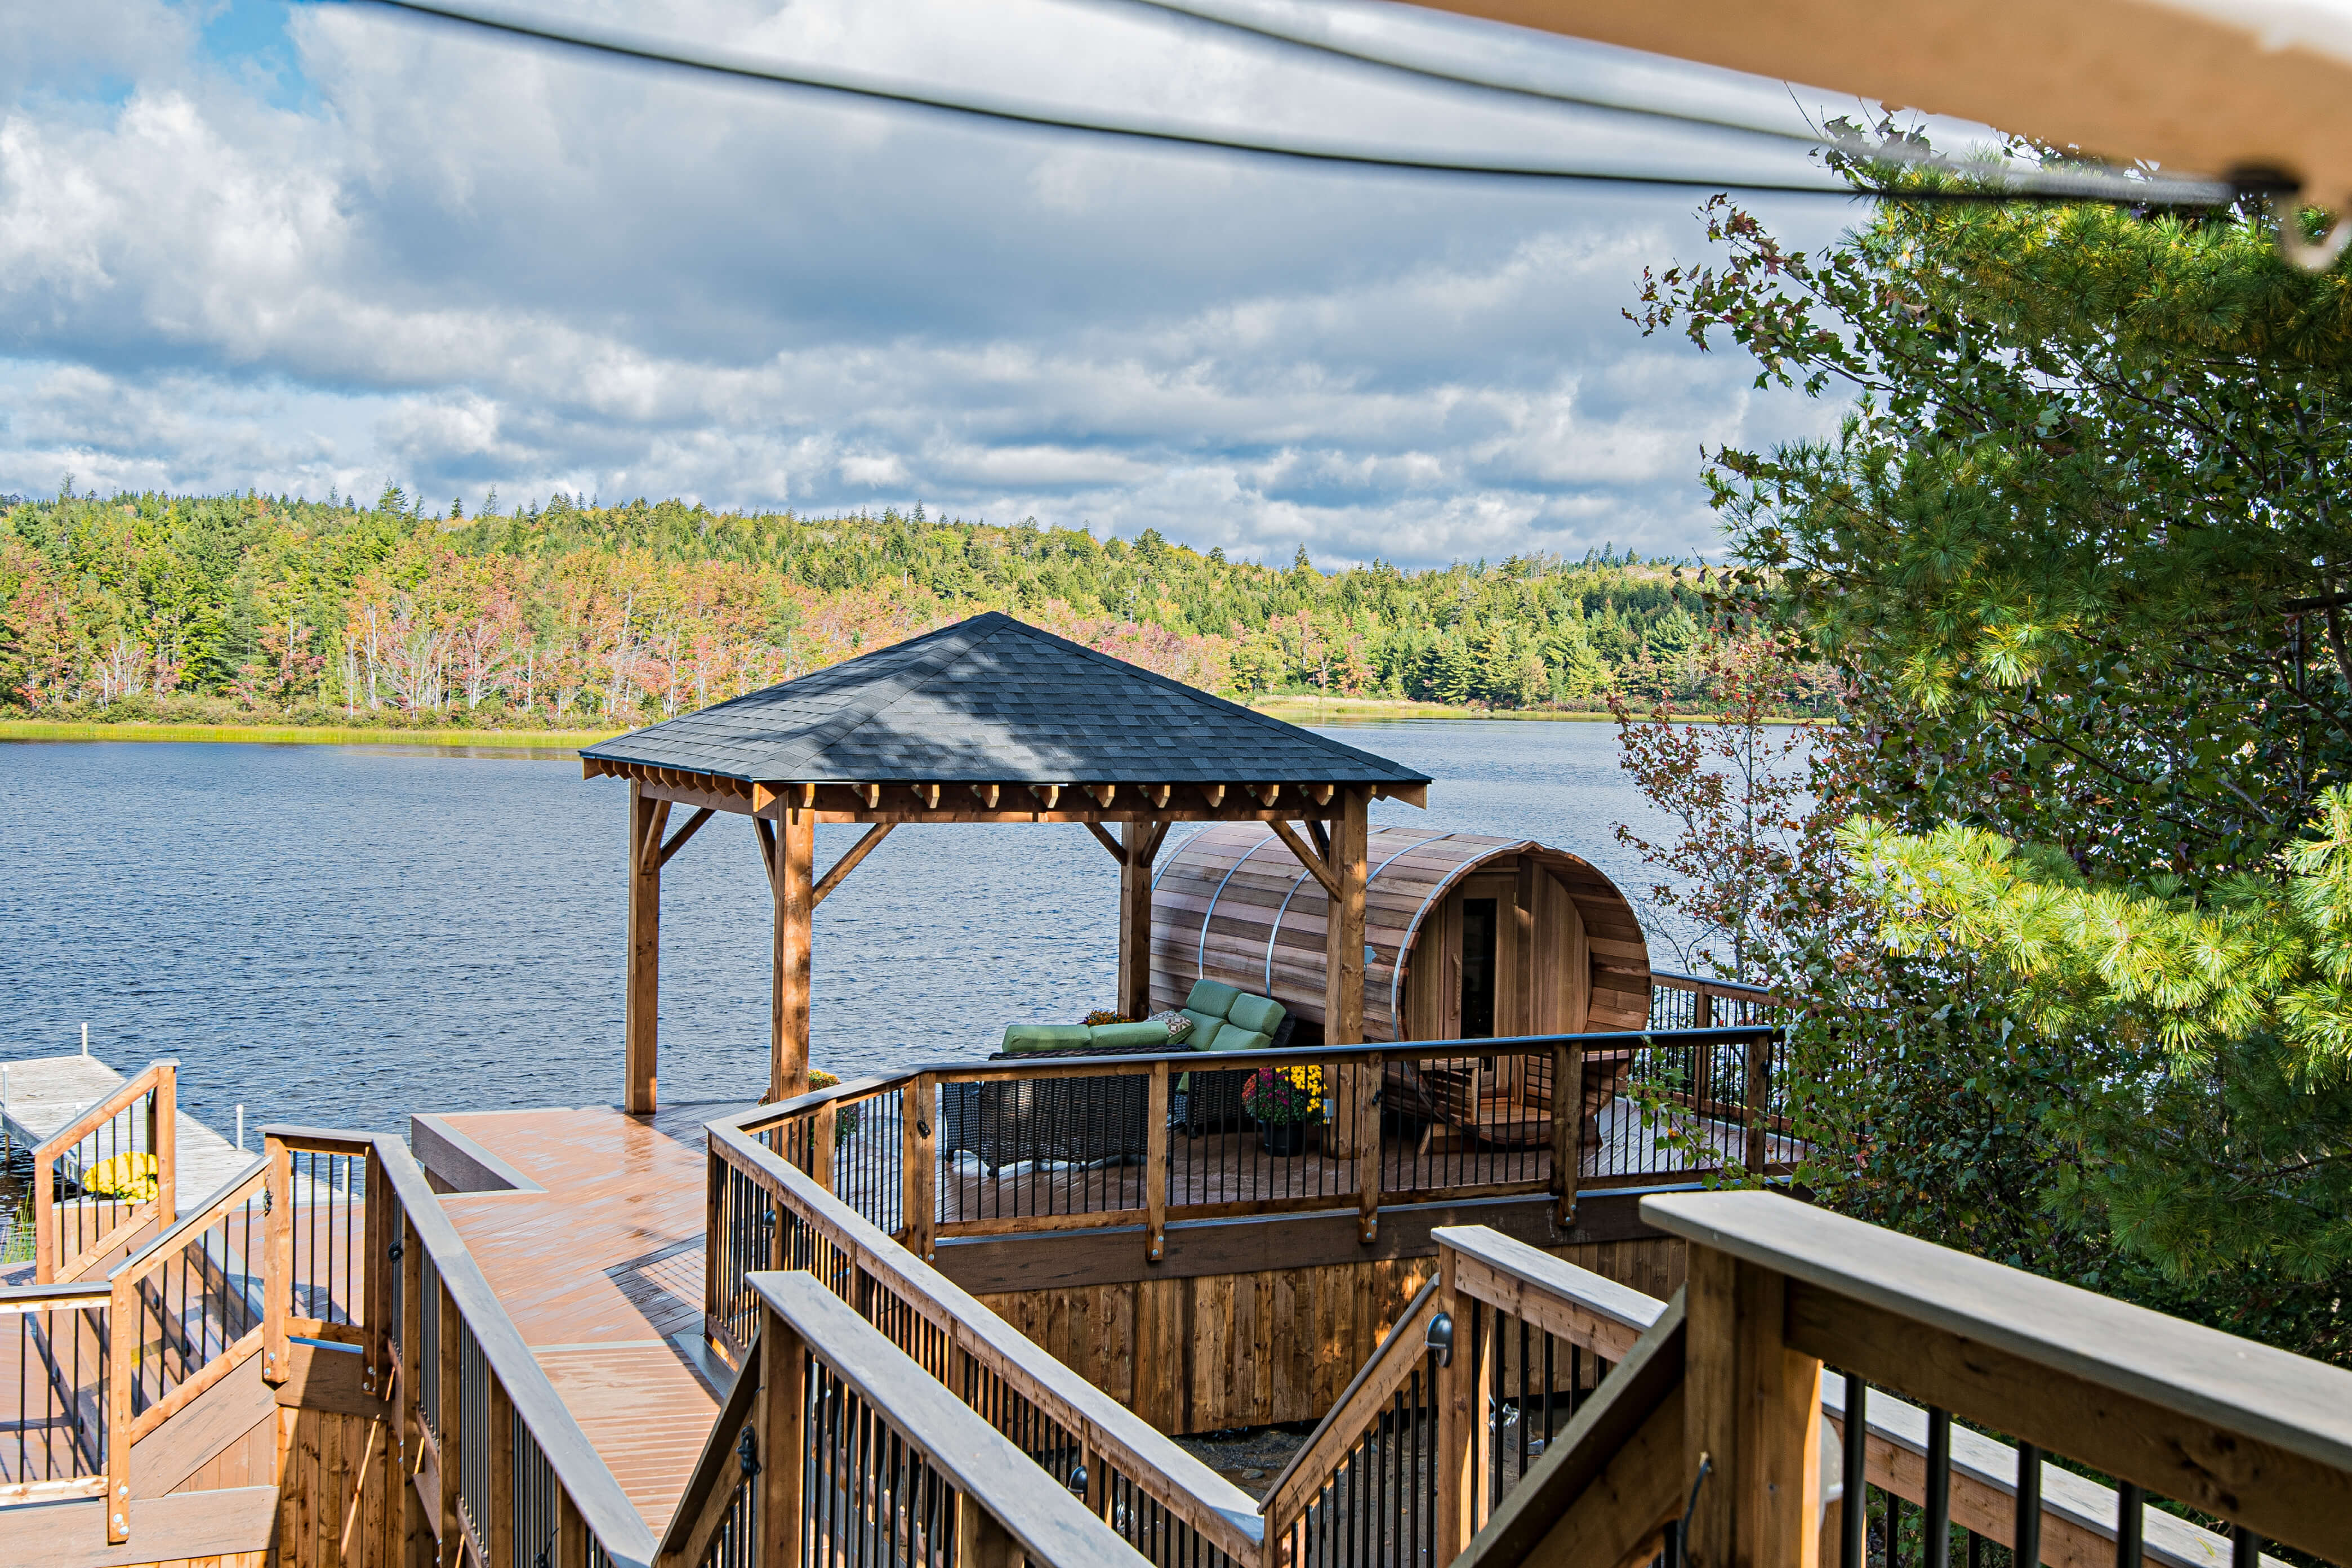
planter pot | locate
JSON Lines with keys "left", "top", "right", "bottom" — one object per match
{"left": 1258, "top": 1120, "right": 1312, "bottom": 1157}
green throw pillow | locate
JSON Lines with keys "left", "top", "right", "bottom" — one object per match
{"left": 1226, "top": 992, "right": 1285, "bottom": 1035}
{"left": 1184, "top": 978, "right": 1243, "bottom": 1019}
{"left": 1001, "top": 1023, "right": 1092, "bottom": 1053}
{"left": 1089, "top": 1021, "right": 1173, "bottom": 1049}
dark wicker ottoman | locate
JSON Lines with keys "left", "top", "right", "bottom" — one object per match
{"left": 947, "top": 1037, "right": 1174, "bottom": 1174}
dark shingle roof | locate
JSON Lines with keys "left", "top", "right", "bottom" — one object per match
{"left": 581, "top": 612, "right": 1430, "bottom": 787}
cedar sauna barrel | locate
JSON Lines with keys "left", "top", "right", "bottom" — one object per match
{"left": 1148, "top": 824, "right": 1652, "bottom": 1043}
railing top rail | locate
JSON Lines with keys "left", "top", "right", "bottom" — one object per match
{"left": 1433, "top": 1224, "right": 1664, "bottom": 1351}
{"left": 750, "top": 1271, "right": 1157, "bottom": 1568}
{"left": 1642, "top": 1190, "right": 2352, "bottom": 1481}
{"left": 33, "top": 1057, "right": 177, "bottom": 1162}
{"left": 727, "top": 1023, "right": 1782, "bottom": 1128}
{"left": 1651, "top": 969, "right": 1781, "bottom": 1002}
{"left": 707, "top": 1119, "right": 1264, "bottom": 1553}
{"left": 261, "top": 1123, "right": 660, "bottom": 1568}
{"left": 0, "top": 1279, "right": 115, "bottom": 1309}
{"left": 266, "top": 1125, "right": 376, "bottom": 1156}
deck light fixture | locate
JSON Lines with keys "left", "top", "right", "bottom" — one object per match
{"left": 1425, "top": 1311, "right": 1454, "bottom": 1367}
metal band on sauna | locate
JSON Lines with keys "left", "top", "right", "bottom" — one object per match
{"left": 1264, "top": 858, "right": 1319, "bottom": 995}
{"left": 1387, "top": 833, "right": 1467, "bottom": 1023}
{"left": 1198, "top": 826, "right": 1280, "bottom": 975}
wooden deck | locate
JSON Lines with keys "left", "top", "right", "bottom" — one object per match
{"left": 430, "top": 1101, "right": 750, "bottom": 1536}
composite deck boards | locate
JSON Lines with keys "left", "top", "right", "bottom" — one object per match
{"left": 431, "top": 1101, "right": 749, "bottom": 1535}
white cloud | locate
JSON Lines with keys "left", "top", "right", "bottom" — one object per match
{"left": 0, "top": 0, "right": 1856, "bottom": 558}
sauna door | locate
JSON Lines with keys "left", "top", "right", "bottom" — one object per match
{"left": 1437, "top": 872, "right": 1520, "bottom": 1041}
{"left": 1402, "top": 862, "right": 1589, "bottom": 1044}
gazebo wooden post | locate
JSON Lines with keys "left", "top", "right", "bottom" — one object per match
{"left": 770, "top": 802, "right": 817, "bottom": 1103}
{"left": 1119, "top": 817, "right": 1161, "bottom": 1019}
{"left": 625, "top": 779, "right": 669, "bottom": 1115}
{"left": 1326, "top": 786, "right": 1370, "bottom": 1159}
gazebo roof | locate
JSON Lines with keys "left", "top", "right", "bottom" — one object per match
{"left": 581, "top": 612, "right": 1431, "bottom": 789}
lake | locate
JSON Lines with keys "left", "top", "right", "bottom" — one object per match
{"left": 0, "top": 721, "right": 1689, "bottom": 1136}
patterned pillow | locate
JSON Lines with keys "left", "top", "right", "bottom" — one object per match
{"left": 1149, "top": 1009, "right": 1195, "bottom": 1043}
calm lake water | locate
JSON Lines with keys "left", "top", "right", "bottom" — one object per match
{"left": 0, "top": 721, "right": 1685, "bottom": 1137}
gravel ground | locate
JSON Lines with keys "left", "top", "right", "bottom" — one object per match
{"left": 1171, "top": 1423, "right": 1318, "bottom": 1500}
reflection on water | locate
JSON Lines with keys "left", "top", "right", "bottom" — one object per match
{"left": 0, "top": 721, "right": 1682, "bottom": 1135}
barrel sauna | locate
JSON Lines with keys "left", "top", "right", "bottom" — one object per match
{"left": 1147, "top": 824, "right": 1651, "bottom": 1043}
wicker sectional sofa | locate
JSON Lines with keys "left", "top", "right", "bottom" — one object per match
{"left": 941, "top": 982, "right": 1293, "bottom": 1172}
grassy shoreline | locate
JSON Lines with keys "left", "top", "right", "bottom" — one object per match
{"left": 0, "top": 720, "right": 624, "bottom": 748}
{"left": 1250, "top": 696, "right": 1615, "bottom": 723}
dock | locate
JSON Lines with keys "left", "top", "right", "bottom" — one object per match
{"left": 0, "top": 1051, "right": 252, "bottom": 1209}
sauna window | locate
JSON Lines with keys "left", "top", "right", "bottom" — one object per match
{"left": 1460, "top": 897, "right": 1498, "bottom": 1039}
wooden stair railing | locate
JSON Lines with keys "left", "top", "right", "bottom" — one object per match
{"left": 1257, "top": 1275, "right": 1446, "bottom": 1566}
{"left": 707, "top": 1108, "right": 1264, "bottom": 1567}
{"left": 658, "top": 1270, "right": 1155, "bottom": 1568}
{"left": 1458, "top": 1193, "right": 2352, "bottom": 1568}
{"left": 100, "top": 1153, "right": 270, "bottom": 1542}
{"left": 32, "top": 1058, "right": 179, "bottom": 1285}
{"left": 0, "top": 1277, "right": 114, "bottom": 1505}
{"left": 261, "top": 1124, "right": 661, "bottom": 1568}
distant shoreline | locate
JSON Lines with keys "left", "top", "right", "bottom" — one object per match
{"left": 0, "top": 721, "right": 622, "bottom": 749}
{"left": 1250, "top": 696, "right": 1615, "bottom": 723}
{"left": 0, "top": 702, "right": 1818, "bottom": 748}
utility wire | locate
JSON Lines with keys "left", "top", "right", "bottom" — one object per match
{"left": 347, "top": 0, "right": 2237, "bottom": 208}
{"left": 1111, "top": 0, "right": 1882, "bottom": 153}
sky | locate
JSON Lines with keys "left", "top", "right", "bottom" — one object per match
{"left": 0, "top": 0, "right": 1887, "bottom": 567}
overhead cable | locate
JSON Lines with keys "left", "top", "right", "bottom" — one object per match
{"left": 346, "top": 0, "right": 2236, "bottom": 208}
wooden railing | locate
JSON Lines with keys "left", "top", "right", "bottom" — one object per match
{"left": 741, "top": 1026, "right": 1789, "bottom": 1268}
{"left": 33, "top": 1058, "right": 179, "bottom": 1285}
{"left": 1647, "top": 970, "right": 1781, "bottom": 1032}
{"left": 1263, "top": 1217, "right": 2306, "bottom": 1568}
{"left": 0, "top": 1277, "right": 113, "bottom": 1505}
{"left": 259, "top": 1125, "right": 659, "bottom": 1568}
{"left": 662, "top": 1270, "right": 1154, "bottom": 1568}
{"left": 706, "top": 1107, "right": 1264, "bottom": 1567}
{"left": 1465, "top": 1191, "right": 2352, "bottom": 1568}
{"left": 1257, "top": 1275, "right": 1448, "bottom": 1566}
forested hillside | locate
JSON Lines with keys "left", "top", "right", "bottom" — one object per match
{"left": 0, "top": 485, "right": 1793, "bottom": 725}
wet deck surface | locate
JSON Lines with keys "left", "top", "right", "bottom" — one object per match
{"left": 433, "top": 1100, "right": 751, "bottom": 1535}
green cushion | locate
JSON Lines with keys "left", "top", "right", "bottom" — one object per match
{"left": 1207, "top": 1026, "right": 1271, "bottom": 1054}
{"left": 1089, "top": 1021, "right": 1173, "bottom": 1049}
{"left": 1183, "top": 979, "right": 1243, "bottom": 1019}
{"left": 1226, "top": 992, "right": 1285, "bottom": 1035}
{"left": 1179, "top": 1009, "right": 1224, "bottom": 1045}
{"left": 1001, "top": 1023, "right": 1092, "bottom": 1053}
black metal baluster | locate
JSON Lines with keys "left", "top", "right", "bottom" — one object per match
{"left": 1841, "top": 1374, "right": 1868, "bottom": 1568}
{"left": 2114, "top": 1483, "right": 2144, "bottom": 1568}
{"left": 1925, "top": 1406, "right": 1952, "bottom": 1568}
{"left": 2014, "top": 1444, "right": 2042, "bottom": 1568}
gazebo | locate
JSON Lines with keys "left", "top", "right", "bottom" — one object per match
{"left": 580, "top": 612, "right": 1432, "bottom": 1112}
